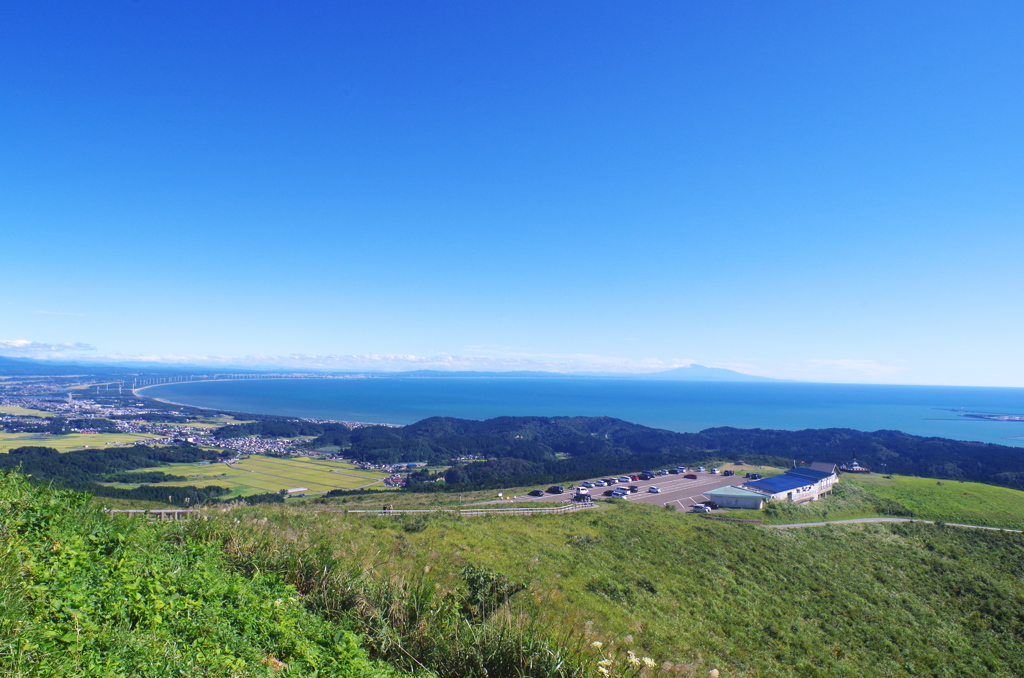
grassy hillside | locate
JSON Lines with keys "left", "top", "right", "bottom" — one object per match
{"left": 7, "top": 468, "right": 1024, "bottom": 677}
{"left": 0, "top": 472, "right": 400, "bottom": 678}
{"left": 719, "top": 474, "right": 1024, "bottom": 530}
{"left": 209, "top": 499, "right": 1024, "bottom": 678}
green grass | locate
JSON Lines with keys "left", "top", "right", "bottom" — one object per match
{"left": 723, "top": 474, "right": 1024, "bottom": 530}
{"left": 848, "top": 473, "right": 1024, "bottom": 529}
{"left": 0, "top": 432, "right": 165, "bottom": 453}
{"left": 0, "top": 471, "right": 401, "bottom": 677}
{"left": 209, "top": 497, "right": 1024, "bottom": 678}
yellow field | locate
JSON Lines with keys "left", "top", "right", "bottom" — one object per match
{"left": 0, "top": 432, "right": 165, "bottom": 453}
{"left": 124, "top": 455, "right": 392, "bottom": 497}
{"left": 0, "top": 406, "right": 54, "bottom": 418}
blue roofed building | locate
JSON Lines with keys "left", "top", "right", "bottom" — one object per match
{"left": 742, "top": 465, "right": 837, "bottom": 503}
{"left": 784, "top": 466, "right": 838, "bottom": 496}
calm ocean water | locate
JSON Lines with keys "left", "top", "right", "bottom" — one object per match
{"left": 139, "top": 378, "right": 1024, "bottom": 447}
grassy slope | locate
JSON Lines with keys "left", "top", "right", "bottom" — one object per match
{"left": 0, "top": 473, "right": 399, "bottom": 678}
{"left": 223, "top": 499, "right": 1024, "bottom": 678}
{"left": 722, "top": 474, "right": 1024, "bottom": 530}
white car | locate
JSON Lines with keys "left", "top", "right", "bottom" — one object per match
{"left": 697, "top": 466, "right": 706, "bottom": 472}
{"left": 648, "top": 486, "right": 662, "bottom": 493}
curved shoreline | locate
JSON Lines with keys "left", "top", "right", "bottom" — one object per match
{"left": 133, "top": 378, "right": 402, "bottom": 427}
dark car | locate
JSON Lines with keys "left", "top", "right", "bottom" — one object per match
{"left": 745, "top": 472, "right": 762, "bottom": 480}
{"left": 628, "top": 485, "right": 639, "bottom": 493}
{"left": 528, "top": 490, "right": 545, "bottom": 497}
{"left": 684, "top": 473, "right": 698, "bottom": 480}
{"left": 639, "top": 473, "right": 655, "bottom": 481}
{"left": 602, "top": 489, "right": 616, "bottom": 496}
{"left": 722, "top": 470, "right": 735, "bottom": 477}
{"left": 668, "top": 469, "right": 680, "bottom": 474}
{"left": 547, "top": 485, "right": 565, "bottom": 494}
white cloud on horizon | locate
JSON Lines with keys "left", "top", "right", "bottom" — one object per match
{"left": 0, "top": 341, "right": 709, "bottom": 374}
{"left": 0, "top": 340, "right": 96, "bottom": 355}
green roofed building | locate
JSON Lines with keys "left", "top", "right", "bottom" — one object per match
{"left": 704, "top": 485, "right": 767, "bottom": 510}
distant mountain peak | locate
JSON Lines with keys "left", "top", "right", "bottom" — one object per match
{"left": 641, "top": 364, "right": 780, "bottom": 382}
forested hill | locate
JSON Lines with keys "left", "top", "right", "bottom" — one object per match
{"left": 298, "top": 415, "right": 1024, "bottom": 491}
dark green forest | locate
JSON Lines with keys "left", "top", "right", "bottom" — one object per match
{"left": 293, "top": 415, "right": 1024, "bottom": 492}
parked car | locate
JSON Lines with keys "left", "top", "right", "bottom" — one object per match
{"left": 602, "top": 489, "right": 616, "bottom": 496}
{"left": 745, "top": 472, "right": 762, "bottom": 480}
{"left": 639, "top": 473, "right": 655, "bottom": 481}
{"left": 628, "top": 485, "right": 639, "bottom": 493}
{"left": 648, "top": 486, "right": 662, "bottom": 493}
{"left": 722, "top": 470, "right": 735, "bottom": 477}
{"left": 668, "top": 469, "right": 680, "bottom": 474}
{"left": 629, "top": 474, "right": 640, "bottom": 481}
{"left": 697, "top": 466, "right": 706, "bottom": 472}
{"left": 691, "top": 505, "right": 712, "bottom": 513}
{"left": 617, "top": 476, "right": 630, "bottom": 483}
{"left": 684, "top": 474, "right": 698, "bottom": 480}
{"left": 528, "top": 490, "right": 545, "bottom": 497}
{"left": 612, "top": 490, "right": 629, "bottom": 498}
{"left": 710, "top": 468, "right": 720, "bottom": 475}
{"left": 547, "top": 485, "right": 565, "bottom": 494}
{"left": 581, "top": 481, "right": 595, "bottom": 488}
{"left": 594, "top": 480, "right": 607, "bottom": 487}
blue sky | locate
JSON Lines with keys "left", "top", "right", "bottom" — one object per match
{"left": 2, "top": 1, "right": 1022, "bottom": 386}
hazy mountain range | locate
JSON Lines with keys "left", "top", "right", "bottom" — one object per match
{"left": 0, "top": 355, "right": 779, "bottom": 382}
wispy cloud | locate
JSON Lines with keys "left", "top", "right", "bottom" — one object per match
{"left": 0, "top": 340, "right": 96, "bottom": 356}
{"left": 0, "top": 343, "right": 710, "bottom": 374}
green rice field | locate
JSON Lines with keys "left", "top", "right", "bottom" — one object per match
{"left": 0, "top": 431, "right": 165, "bottom": 453}
{"left": 124, "top": 455, "right": 394, "bottom": 498}
{"left": 0, "top": 405, "right": 54, "bottom": 418}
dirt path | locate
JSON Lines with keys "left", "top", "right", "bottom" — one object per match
{"left": 767, "top": 517, "right": 1023, "bottom": 533}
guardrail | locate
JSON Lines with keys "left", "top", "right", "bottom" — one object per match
{"left": 343, "top": 502, "right": 596, "bottom": 517}
{"left": 104, "top": 509, "right": 204, "bottom": 521}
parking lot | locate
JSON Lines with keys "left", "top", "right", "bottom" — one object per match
{"left": 509, "top": 465, "right": 765, "bottom": 510}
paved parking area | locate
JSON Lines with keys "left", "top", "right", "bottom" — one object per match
{"left": 509, "top": 466, "right": 767, "bottom": 509}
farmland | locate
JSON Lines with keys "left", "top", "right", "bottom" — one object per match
{"left": 0, "top": 431, "right": 165, "bottom": 453}
{"left": 0, "top": 405, "right": 54, "bottom": 417}
{"left": 121, "top": 454, "right": 394, "bottom": 498}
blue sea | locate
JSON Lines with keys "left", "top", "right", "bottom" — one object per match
{"left": 139, "top": 378, "right": 1024, "bottom": 447}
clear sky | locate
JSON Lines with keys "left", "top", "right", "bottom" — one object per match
{"left": 2, "top": 1, "right": 1022, "bottom": 386}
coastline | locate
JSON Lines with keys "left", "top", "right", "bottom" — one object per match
{"left": 134, "top": 379, "right": 402, "bottom": 427}
{"left": 130, "top": 377, "right": 1024, "bottom": 447}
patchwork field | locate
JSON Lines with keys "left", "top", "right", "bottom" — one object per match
{"left": 125, "top": 455, "right": 393, "bottom": 498}
{"left": 0, "top": 405, "right": 54, "bottom": 418}
{"left": 0, "top": 431, "right": 165, "bottom": 453}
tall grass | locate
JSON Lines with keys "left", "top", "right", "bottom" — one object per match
{"left": 185, "top": 509, "right": 592, "bottom": 678}
{"left": 0, "top": 471, "right": 397, "bottom": 677}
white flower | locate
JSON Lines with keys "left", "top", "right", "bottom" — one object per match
{"left": 591, "top": 641, "right": 604, "bottom": 649}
